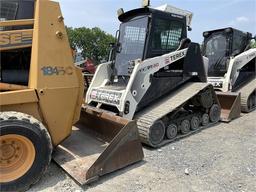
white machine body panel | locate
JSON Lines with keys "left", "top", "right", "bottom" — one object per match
{"left": 86, "top": 48, "right": 188, "bottom": 119}
{"left": 207, "top": 48, "right": 256, "bottom": 92}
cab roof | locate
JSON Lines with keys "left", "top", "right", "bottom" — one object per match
{"left": 118, "top": 5, "right": 193, "bottom": 27}
{"left": 118, "top": 7, "right": 185, "bottom": 23}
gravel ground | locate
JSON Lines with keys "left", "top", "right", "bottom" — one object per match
{"left": 29, "top": 111, "right": 256, "bottom": 192}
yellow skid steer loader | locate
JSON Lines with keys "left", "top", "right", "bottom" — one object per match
{"left": 0, "top": 0, "right": 143, "bottom": 191}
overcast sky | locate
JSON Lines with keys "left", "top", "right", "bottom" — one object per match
{"left": 59, "top": 0, "right": 256, "bottom": 43}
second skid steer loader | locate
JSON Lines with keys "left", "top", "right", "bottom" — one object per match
{"left": 202, "top": 28, "right": 256, "bottom": 121}
{"left": 0, "top": 1, "right": 143, "bottom": 191}
{"left": 85, "top": 4, "right": 221, "bottom": 148}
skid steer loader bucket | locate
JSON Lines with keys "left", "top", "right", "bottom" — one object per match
{"left": 52, "top": 106, "right": 143, "bottom": 185}
{"left": 216, "top": 92, "right": 241, "bottom": 122}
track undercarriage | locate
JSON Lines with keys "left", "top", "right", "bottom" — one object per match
{"left": 240, "top": 78, "right": 256, "bottom": 113}
{"left": 136, "top": 83, "right": 220, "bottom": 147}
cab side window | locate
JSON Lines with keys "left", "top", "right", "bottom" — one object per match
{"left": 151, "top": 18, "right": 184, "bottom": 54}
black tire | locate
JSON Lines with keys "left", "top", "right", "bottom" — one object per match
{"left": 0, "top": 111, "right": 52, "bottom": 192}
{"left": 180, "top": 119, "right": 190, "bottom": 134}
{"left": 166, "top": 123, "right": 178, "bottom": 139}
{"left": 149, "top": 120, "right": 165, "bottom": 146}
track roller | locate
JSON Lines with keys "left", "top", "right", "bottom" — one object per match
{"left": 149, "top": 120, "right": 165, "bottom": 146}
{"left": 166, "top": 123, "right": 178, "bottom": 139}
{"left": 243, "top": 90, "right": 256, "bottom": 112}
{"left": 201, "top": 113, "right": 210, "bottom": 126}
{"left": 190, "top": 116, "right": 200, "bottom": 130}
{"left": 200, "top": 89, "right": 214, "bottom": 108}
{"left": 180, "top": 119, "right": 190, "bottom": 134}
{"left": 209, "top": 104, "right": 221, "bottom": 123}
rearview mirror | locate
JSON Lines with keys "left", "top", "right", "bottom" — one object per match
{"left": 109, "top": 43, "right": 115, "bottom": 48}
{"left": 110, "top": 42, "right": 122, "bottom": 53}
{"left": 116, "top": 42, "right": 122, "bottom": 53}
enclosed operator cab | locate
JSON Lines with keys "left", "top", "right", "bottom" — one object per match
{"left": 114, "top": 7, "right": 188, "bottom": 77}
{"left": 202, "top": 27, "right": 255, "bottom": 91}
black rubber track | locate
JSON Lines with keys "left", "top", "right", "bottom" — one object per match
{"left": 240, "top": 78, "right": 256, "bottom": 113}
{"left": 136, "top": 83, "right": 220, "bottom": 148}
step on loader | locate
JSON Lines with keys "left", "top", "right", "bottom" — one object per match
{"left": 202, "top": 28, "right": 256, "bottom": 122}
{"left": 85, "top": 3, "right": 221, "bottom": 148}
{"left": 0, "top": 1, "right": 143, "bottom": 191}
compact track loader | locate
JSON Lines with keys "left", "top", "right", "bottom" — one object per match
{"left": 85, "top": 4, "right": 221, "bottom": 148}
{"left": 0, "top": 0, "right": 143, "bottom": 191}
{"left": 202, "top": 28, "right": 256, "bottom": 121}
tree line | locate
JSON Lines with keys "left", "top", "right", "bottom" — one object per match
{"left": 66, "top": 27, "right": 115, "bottom": 64}
{"left": 66, "top": 26, "right": 256, "bottom": 64}
{"left": 252, "top": 41, "right": 256, "bottom": 48}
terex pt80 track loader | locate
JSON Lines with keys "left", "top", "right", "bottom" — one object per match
{"left": 0, "top": 0, "right": 143, "bottom": 191}
{"left": 202, "top": 28, "right": 256, "bottom": 121}
{"left": 86, "top": 4, "right": 221, "bottom": 148}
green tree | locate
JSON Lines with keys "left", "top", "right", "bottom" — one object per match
{"left": 66, "top": 27, "right": 115, "bottom": 64}
{"left": 252, "top": 41, "right": 256, "bottom": 48}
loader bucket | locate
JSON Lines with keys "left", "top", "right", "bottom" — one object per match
{"left": 216, "top": 92, "right": 241, "bottom": 122}
{"left": 52, "top": 106, "right": 144, "bottom": 185}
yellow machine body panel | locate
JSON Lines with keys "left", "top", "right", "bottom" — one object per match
{"left": 0, "top": 0, "right": 143, "bottom": 186}
{"left": 0, "top": 29, "right": 33, "bottom": 51}
{"left": 0, "top": 0, "right": 84, "bottom": 145}
{"left": 29, "top": 0, "right": 84, "bottom": 142}
{"left": 1, "top": 89, "right": 38, "bottom": 105}
{"left": 0, "top": 89, "right": 42, "bottom": 121}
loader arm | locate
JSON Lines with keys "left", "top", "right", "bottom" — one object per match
{"left": 86, "top": 48, "right": 188, "bottom": 119}
{"left": 86, "top": 42, "right": 206, "bottom": 120}
{"left": 229, "top": 49, "right": 256, "bottom": 90}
